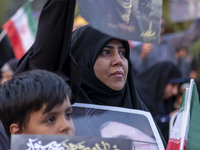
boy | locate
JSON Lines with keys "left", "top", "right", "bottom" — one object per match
{"left": 0, "top": 69, "right": 75, "bottom": 139}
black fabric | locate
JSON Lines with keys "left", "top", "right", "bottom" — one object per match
{"left": 15, "top": 0, "right": 76, "bottom": 99}
{"left": 0, "top": 30, "right": 15, "bottom": 68}
{"left": 15, "top": 0, "right": 75, "bottom": 73}
{"left": 134, "top": 61, "right": 182, "bottom": 117}
{"left": 6, "top": 58, "right": 19, "bottom": 71}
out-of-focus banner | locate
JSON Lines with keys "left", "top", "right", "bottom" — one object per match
{"left": 77, "top": 0, "right": 162, "bottom": 44}
{"left": 170, "top": 0, "right": 200, "bottom": 22}
{"left": 11, "top": 134, "right": 132, "bottom": 149}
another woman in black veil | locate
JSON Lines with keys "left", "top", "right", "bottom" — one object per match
{"left": 14, "top": 0, "right": 166, "bottom": 147}
{"left": 134, "top": 61, "right": 184, "bottom": 141}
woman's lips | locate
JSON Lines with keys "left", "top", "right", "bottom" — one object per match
{"left": 110, "top": 71, "right": 123, "bottom": 78}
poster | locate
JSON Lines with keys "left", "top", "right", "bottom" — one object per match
{"left": 77, "top": 0, "right": 162, "bottom": 44}
{"left": 72, "top": 103, "right": 165, "bottom": 150}
{"left": 11, "top": 134, "right": 132, "bottom": 150}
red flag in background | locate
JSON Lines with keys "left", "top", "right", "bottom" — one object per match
{"left": 3, "top": 1, "right": 37, "bottom": 59}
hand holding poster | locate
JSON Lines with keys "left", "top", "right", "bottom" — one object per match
{"left": 77, "top": 0, "right": 162, "bottom": 44}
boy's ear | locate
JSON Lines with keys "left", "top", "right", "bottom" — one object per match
{"left": 10, "top": 123, "right": 23, "bottom": 134}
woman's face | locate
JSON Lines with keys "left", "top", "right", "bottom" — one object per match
{"left": 93, "top": 39, "right": 128, "bottom": 90}
{"left": 163, "top": 83, "right": 179, "bottom": 99}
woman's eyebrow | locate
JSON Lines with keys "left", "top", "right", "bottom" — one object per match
{"left": 119, "top": 45, "right": 125, "bottom": 49}
{"left": 104, "top": 45, "right": 125, "bottom": 49}
{"left": 104, "top": 45, "right": 113, "bottom": 49}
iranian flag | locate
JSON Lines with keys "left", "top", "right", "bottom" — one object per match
{"left": 3, "top": 1, "right": 37, "bottom": 59}
{"left": 167, "top": 79, "right": 200, "bottom": 150}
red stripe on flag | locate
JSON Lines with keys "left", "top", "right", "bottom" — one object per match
{"left": 167, "top": 138, "right": 187, "bottom": 150}
{"left": 3, "top": 20, "right": 25, "bottom": 59}
{"left": 167, "top": 138, "right": 181, "bottom": 150}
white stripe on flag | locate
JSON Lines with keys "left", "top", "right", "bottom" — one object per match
{"left": 180, "top": 79, "right": 194, "bottom": 150}
{"left": 11, "top": 6, "right": 35, "bottom": 52}
{"left": 3, "top": 1, "right": 37, "bottom": 59}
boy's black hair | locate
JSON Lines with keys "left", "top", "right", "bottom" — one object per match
{"left": 0, "top": 69, "right": 71, "bottom": 137}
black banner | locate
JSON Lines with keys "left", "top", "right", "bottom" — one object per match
{"left": 11, "top": 134, "right": 131, "bottom": 150}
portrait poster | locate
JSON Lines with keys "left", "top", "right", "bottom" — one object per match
{"left": 72, "top": 103, "right": 165, "bottom": 150}
{"left": 77, "top": 0, "right": 162, "bottom": 44}
{"left": 11, "top": 134, "right": 132, "bottom": 150}
{"left": 169, "top": 0, "right": 200, "bottom": 22}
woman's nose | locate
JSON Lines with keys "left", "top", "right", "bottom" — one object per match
{"left": 112, "top": 53, "right": 123, "bottom": 66}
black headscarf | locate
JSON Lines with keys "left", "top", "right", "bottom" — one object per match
{"left": 70, "top": 25, "right": 148, "bottom": 110}
{"left": 134, "top": 61, "right": 182, "bottom": 117}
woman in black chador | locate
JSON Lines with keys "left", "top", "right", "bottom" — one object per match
{"left": 134, "top": 61, "right": 183, "bottom": 141}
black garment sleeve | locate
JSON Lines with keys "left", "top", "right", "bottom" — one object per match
{"left": 15, "top": 0, "right": 76, "bottom": 75}
{"left": 15, "top": 0, "right": 79, "bottom": 102}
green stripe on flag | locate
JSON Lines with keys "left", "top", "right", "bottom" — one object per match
{"left": 186, "top": 83, "right": 200, "bottom": 149}
{"left": 23, "top": 1, "right": 37, "bottom": 36}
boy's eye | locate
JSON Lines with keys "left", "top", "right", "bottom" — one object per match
{"left": 46, "top": 116, "right": 55, "bottom": 123}
{"left": 65, "top": 112, "right": 72, "bottom": 119}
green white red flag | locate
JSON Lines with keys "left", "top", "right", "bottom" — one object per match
{"left": 167, "top": 79, "right": 200, "bottom": 150}
{"left": 2, "top": 1, "right": 37, "bottom": 59}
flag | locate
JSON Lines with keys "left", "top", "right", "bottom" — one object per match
{"left": 2, "top": 1, "right": 37, "bottom": 59}
{"left": 167, "top": 80, "right": 200, "bottom": 150}
{"left": 185, "top": 82, "right": 200, "bottom": 149}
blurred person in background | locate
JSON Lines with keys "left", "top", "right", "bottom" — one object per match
{"left": 175, "top": 46, "right": 197, "bottom": 80}
{"left": 134, "top": 61, "right": 185, "bottom": 141}
{"left": 130, "top": 18, "right": 200, "bottom": 74}
{"left": 169, "top": 81, "right": 190, "bottom": 136}
{"left": 0, "top": 58, "right": 18, "bottom": 84}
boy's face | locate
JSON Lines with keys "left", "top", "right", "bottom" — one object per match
{"left": 20, "top": 98, "right": 75, "bottom": 136}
